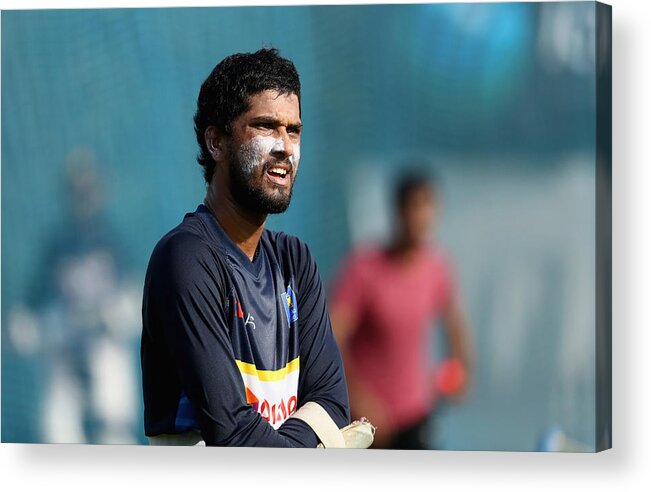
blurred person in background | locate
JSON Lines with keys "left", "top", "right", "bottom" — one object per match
{"left": 7, "top": 147, "right": 142, "bottom": 444}
{"left": 329, "top": 169, "right": 473, "bottom": 449}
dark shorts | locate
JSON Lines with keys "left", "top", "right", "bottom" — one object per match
{"left": 387, "top": 413, "right": 434, "bottom": 450}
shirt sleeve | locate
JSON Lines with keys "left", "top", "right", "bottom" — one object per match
{"left": 291, "top": 238, "right": 351, "bottom": 430}
{"left": 146, "top": 232, "right": 319, "bottom": 447}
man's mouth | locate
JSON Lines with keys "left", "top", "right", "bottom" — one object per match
{"left": 265, "top": 165, "right": 291, "bottom": 187}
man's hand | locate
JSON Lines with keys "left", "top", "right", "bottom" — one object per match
{"left": 316, "top": 417, "right": 376, "bottom": 449}
{"left": 289, "top": 401, "right": 376, "bottom": 448}
{"left": 433, "top": 357, "right": 469, "bottom": 401}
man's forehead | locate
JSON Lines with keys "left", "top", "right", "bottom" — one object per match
{"left": 244, "top": 89, "right": 300, "bottom": 119}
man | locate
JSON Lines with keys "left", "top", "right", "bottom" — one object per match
{"left": 329, "top": 171, "right": 473, "bottom": 449}
{"left": 141, "top": 49, "right": 364, "bottom": 447}
{"left": 10, "top": 148, "right": 140, "bottom": 444}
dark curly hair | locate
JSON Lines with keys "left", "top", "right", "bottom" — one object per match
{"left": 394, "top": 168, "right": 439, "bottom": 212}
{"left": 193, "top": 48, "right": 301, "bottom": 183}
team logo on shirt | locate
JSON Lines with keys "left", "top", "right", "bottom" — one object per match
{"left": 281, "top": 285, "right": 298, "bottom": 324}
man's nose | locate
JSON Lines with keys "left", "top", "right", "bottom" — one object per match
{"left": 270, "top": 128, "right": 294, "bottom": 159}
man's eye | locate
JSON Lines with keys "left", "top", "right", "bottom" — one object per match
{"left": 255, "top": 123, "right": 274, "bottom": 130}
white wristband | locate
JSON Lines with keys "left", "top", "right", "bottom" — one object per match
{"left": 288, "top": 401, "right": 346, "bottom": 448}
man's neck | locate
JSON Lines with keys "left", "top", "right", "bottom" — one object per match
{"left": 204, "top": 185, "right": 266, "bottom": 262}
{"left": 387, "top": 236, "right": 425, "bottom": 264}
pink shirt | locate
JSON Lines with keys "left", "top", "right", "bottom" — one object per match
{"left": 329, "top": 244, "right": 456, "bottom": 430}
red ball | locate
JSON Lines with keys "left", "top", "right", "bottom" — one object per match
{"left": 435, "top": 358, "right": 466, "bottom": 396}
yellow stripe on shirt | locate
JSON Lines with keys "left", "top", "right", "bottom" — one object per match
{"left": 235, "top": 357, "right": 300, "bottom": 382}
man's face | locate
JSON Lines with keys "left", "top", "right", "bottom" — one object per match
{"left": 399, "top": 186, "right": 438, "bottom": 246}
{"left": 224, "top": 89, "right": 302, "bottom": 215}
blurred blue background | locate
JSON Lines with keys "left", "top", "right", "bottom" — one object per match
{"left": 2, "top": 2, "right": 600, "bottom": 450}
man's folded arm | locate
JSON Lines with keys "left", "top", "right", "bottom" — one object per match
{"left": 287, "top": 238, "right": 351, "bottom": 439}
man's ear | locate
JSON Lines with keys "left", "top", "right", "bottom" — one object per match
{"left": 204, "top": 126, "right": 224, "bottom": 162}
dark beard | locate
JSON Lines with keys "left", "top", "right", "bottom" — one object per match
{"left": 228, "top": 155, "right": 294, "bottom": 216}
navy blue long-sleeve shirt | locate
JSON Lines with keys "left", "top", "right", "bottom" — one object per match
{"left": 141, "top": 204, "right": 350, "bottom": 447}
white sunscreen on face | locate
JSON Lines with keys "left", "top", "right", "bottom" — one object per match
{"left": 290, "top": 143, "right": 300, "bottom": 172}
{"left": 237, "top": 136, "right": 300, "bottom": 175}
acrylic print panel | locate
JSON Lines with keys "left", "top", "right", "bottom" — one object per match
{"left": 0, "top": 1, "right": 611, "bottom": 452}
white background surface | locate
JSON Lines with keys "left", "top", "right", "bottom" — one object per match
{"left": 1, "top": 0, "right": 649, "bottom": 490}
